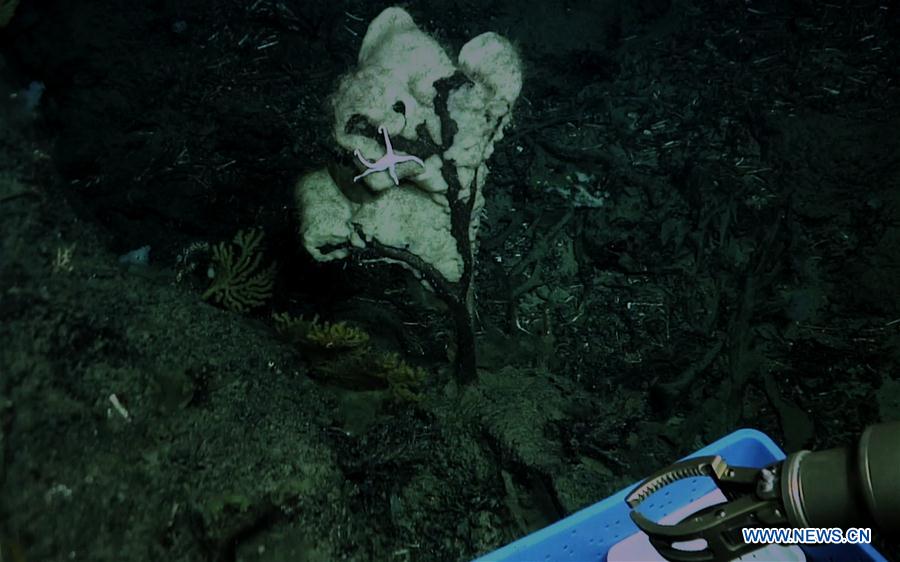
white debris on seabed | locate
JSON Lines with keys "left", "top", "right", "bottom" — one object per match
{"left": 118, "top": 245, "right": 151, "bottom": 266}
{"left": 546, "top": 171, "right": 608, "bottom": 208}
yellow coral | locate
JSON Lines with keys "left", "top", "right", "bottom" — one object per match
{"left": 202, "top": 229, "right": 275, "bottom": 312}
{"left": 272, "top": 313, "right": 426, "bottom": 401}
{"left": 273, "top": 314, "right": 369, "bottom": 350}
{"left": 272, "top": 312, "right": 308, "bottom": 341}
{"left": 305, "top": 321, "right": 370, "bottom": 350}
{"left": 374, "top": 352, "right": 427, "bottom": 402}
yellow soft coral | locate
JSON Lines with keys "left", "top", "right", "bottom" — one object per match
{"left": 374, "top": 352, "right": 427, "bottom": 402}
{"left": 202, "top": 229, "right": 275, "bottom": 312}
{"left": 273, "top": 314, "right": 369, "bottom": 351}
{"left": 305, "top": 320, "right": 370, "bottom": 350}
{"left": 273, "top": 313, "right": 426, "bottom": 401}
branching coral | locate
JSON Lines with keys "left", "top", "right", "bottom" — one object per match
{"left": 273, "top": 314, "right": 369, "bottom": 350}
{"left": 272, "top": 312, "right": 307, "bottom": 341}
{"left": 305, "top": 320, "right": 370, "bottom": 350}
{"left": 202, "top": 229, "right": 275, "bottom": 312}
{"left": 374, "top": 352, "right": 427, "bottom": 402}
{"left": 273, "top": 313, "right": 425, "bottom": 401}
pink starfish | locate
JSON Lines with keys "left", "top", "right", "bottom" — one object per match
{"left": 353, "top": 125, "right": 425, "bottom": 186}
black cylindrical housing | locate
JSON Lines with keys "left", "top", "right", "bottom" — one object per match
{"left": 781, "top": 421, "right": 900, "bottom": 532}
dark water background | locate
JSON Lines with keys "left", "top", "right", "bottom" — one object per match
{"left": 1, "top": 0, "right": 899, "bottom": 560}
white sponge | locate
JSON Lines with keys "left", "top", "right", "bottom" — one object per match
{"left": 298, "top": 7, "right": 522, "bottom": 284}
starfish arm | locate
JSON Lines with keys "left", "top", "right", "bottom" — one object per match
{"left": 354, "top": 149, "right": 377, "bottom": 168}
{"left": 353, "top": 167, "right": 379, "bottom": 183}
{"left": 389, "top": 164, "right": 401, "bottom": 185}
{"left": 379, "top": 125, "right": 394, "bottom": 155}
{"left": 394, "top": 154, "right": 426, "bottom": 168}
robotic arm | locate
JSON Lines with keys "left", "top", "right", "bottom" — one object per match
{"left": 626, "top": 422, "right": 900, "bottom": 561}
